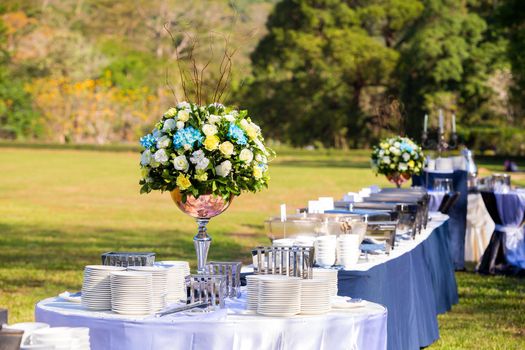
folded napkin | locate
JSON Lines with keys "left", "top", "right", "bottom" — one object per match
{"left": 58, "top": 291, "right": 82, "bottom": 303}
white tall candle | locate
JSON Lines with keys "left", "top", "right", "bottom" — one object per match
{"left": 438, "top": 109, "right": 444, "bottom": 133}
{"left": 423, "top": 114, "right": 428, "bottom": 133}
{"left": 452, "top": 114, "right": 456, "bottom": 133}
{"left": 280, "top": 204, "right": 287, "bottom": 222}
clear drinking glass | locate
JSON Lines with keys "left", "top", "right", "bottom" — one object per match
{"left": 433, "top": 178, "right": 453, "bottom": 192}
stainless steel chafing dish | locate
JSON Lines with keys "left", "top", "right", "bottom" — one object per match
{"left": 265, "top": 213, "right": 367, "bottom": 243}
{"left": 365, "top": 221, "right": 398, "bottom": 253}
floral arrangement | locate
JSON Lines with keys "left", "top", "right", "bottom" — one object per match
{"left": 371, "top": 136, "right": 424, "bottom": 178}
{"left": 139, "top": 102, "right": 271, "bottom": 201}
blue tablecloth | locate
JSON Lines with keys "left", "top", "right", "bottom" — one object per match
{"left": 338, "top": 218, "right": 458, "bottom": 350}
{"left": 413, "top": 170, "right": 468, "bottom": 269}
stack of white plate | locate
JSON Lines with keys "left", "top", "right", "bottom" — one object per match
{"left": 3, "top": 322, "right": 50, "bottom": 347}
{"left": 110, "top": 271, "right": 153, "bottom": 315}
{"left": 245, "top": 275, "right": 263, "bottom": 311}
{"left": 257, "top": 275, "right": 302, "bottom": 317}
{"left": 312, "top": 268, "right": 338, "bottom": 296}
{"left": 315, "top": 235, "right": 337, "bottom": 267}
{"left": 156, "top": 260, "right": 190, "bottom": 275}
{"left": 30, "top": 327, "right": 90, "bottom": 350}
{"left": 154, "top": 261, "right": 190, "bottom": 303}
{"left": 127, "top": 266, "right": 168, "bottom": 311}
{"left": 81, "top": 265, "right": 125, "bottom": 310}
{"left": 337, "top": 234, "right": 361, "bottom": 269}
{"left": 300, "top": 279, "right": 331, "bottom": 315}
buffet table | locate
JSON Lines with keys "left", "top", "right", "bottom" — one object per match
{"left": 338, "top": 214, "right": 458, "bottom": 350}
{"left": 35, "top": 295, "right": 387, "bottom": 350}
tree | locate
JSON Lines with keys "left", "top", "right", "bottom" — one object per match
{"left": 241, "top": 0, "right": 416, "bottom": 148}
{"left": 0, "top": 15, "right": 41, "bottom": 139}
{"left": 395, "top": 0, "right": 508, "bottom": 139}
{"left": 499, "top": 0, "right": 525, "bottom": 124}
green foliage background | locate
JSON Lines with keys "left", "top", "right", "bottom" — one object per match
{"left": 0, "top": 0, "right": 524, "bottom": 154}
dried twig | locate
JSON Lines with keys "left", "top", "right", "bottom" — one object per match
{"left": 164, "top": 23, "right": 189, "bottom": 102}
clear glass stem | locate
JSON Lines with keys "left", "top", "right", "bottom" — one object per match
{"left": 194, "top": 218, "right": 211, "bottom": 274}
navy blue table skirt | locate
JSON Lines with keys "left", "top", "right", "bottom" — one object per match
{"left": 338, "top": 219, "right": 458, "bottom": 350}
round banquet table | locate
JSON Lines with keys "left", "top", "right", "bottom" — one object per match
{"left": 35, "top": 295, "right": 387, "bottom": 350}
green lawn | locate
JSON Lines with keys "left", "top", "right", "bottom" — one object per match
{"left": 0, "top": 147, "right": 524, "bottom": 349}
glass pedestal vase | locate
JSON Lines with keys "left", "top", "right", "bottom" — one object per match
{"left": 170, "top": 190, "right": 233, "bottom": 274}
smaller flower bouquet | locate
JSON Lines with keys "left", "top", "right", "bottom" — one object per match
{"left": 139, "top": 102, "right": 271, "bottom": 201}
{"left": 371, "top": 136, "right": 424, "bottom": 187}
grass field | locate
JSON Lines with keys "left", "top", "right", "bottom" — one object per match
{"left": 0, "top": 147, "right": 524, "bottom": 349}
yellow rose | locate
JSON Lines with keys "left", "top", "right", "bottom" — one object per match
{"left": 194, "top": 171, "right": 208, "bottom": 182}
{"left": 219, "top": 141, "right": 234, "bottom": 157}
{"left": 177, "top": 109, "right": 190, "bottom": 122}
{"left": 253, "top": 166, "right": 263, "bottom": 179}
{"left": 204, "top": 135, "right": 220, "bottom": 151}
{"left": 176, "top": 174, "right": 192, "bottom": 190}
{"left": 246, "top": 126, "right": 258, "bottom": 139}
{"left": 408, "top": 160, "right": 415, "bottom": 168}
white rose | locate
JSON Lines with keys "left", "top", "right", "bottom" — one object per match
{"left": 254, "top": 138, "right": 268, "bottom": 155}
{"left": 223, "top": 114, "right": 235, "bottom": 122}
{"left": 141, "top": 150, "right": 152, "bottom": 166}
{"left": 177, "top": 101, "right": 190, "bottom": 109}
{"left": 177, "top": 109, "right": 190, "bottom": 122}
{"left": 399, "top": 162, "right": 408, "bottom": 171}
{"left": 394, "top": 142, "right": 401, "bottom": 147}
{"left": 379, "top": 150, "right": 385, "bottom": 157}
{"left": 195, "top": 158, "right": 210, "bottom": 170}
{"left": 208, "top": 114, "right": 221, "bottom": 124}
{"left": 176, "top": 121, "right": 185, "bottom": 130}
{"left": 153, "top": 149, "right": 169, "bottom": 164}
{"left": 152, "top": 129, "right": 162, "bottom": 139}
{"left": 164, "top": 108, "right": 177, "bottom": 117}
{"left": 173, "top": 155, "right": 189, "bottom": 172}
{"left": 382, "top": 156, "right": 391, "bottom": 164}
{"left": 255, "top": 154, "right": 263, "bottom": 162}
{"left": 389, "top": 146, "right": 401, "bottom": 156}
{"left": 162, "top": 118, "right": 177, "bottom": 132}
{"left": 202, "top": 124, "right": 218, "bottom": 136}
{"left": 190, "top": 150, "right": 205, "bottom": 164}
{"left": 156, "top": 135, "right": 171, "bottom": 149}
{"left": 239, "top": 148, "right": 254, "bottom": 163}
{"left": 215, "top": 160, "right": 232, "bottom": 177}
{"left": 402, "top": 153, "right": 410, "bottom": 162}
{"left": 240, "top": 119, "right": 249, "bottom": 129}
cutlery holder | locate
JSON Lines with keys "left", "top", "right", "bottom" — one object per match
{"left": 101, "top": 252, "right": 155, "bottom": 267}
{"left": 251, "top": 246, "right": 314, "bottom": 278}
{"left": 185, "top": 274, "right": 227, "bottom": 308}
{"left": 205, "top": 261, "right": 242, "bottom": 298}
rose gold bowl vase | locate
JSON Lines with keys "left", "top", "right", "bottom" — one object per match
{"left": 386, "top": 172, "right": 411, "bottom": 188}
{"left": 170, "top": 189, "right": 233, "bottom": 273}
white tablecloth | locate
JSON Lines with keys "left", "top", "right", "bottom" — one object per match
{"left": 35, "top": 295, "right": 387, "bottom": 350}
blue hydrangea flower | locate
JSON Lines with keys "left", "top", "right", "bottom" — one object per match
{"left": 400, "top": 142, "right": 413, "bottom": 153}
{"left": 172, "top": 127, "right": 204, "bottom": 150}
{"left": 140, "top": 134, "right": 156, "bottom": 148}
{"left": 228, "top": 124, "right": 247, "bottom": 145}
